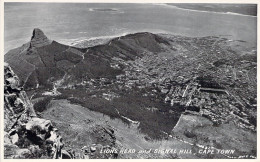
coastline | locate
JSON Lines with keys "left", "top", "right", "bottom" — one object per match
{"left": 153, "top": 3, "right": 257, "bottom": 17}
{"left": 4, "top": 3, "right": 257, "bottom": 53}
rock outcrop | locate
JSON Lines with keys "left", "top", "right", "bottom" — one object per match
{"left": 4, "top": 63, "right": 70, "bottom": 159}
{"left": 29, "top": 28, "right": 52, "bottom": 48}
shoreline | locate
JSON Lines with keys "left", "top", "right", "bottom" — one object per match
{"left": 153, "top": 3, "right": 257, "bottom": 17}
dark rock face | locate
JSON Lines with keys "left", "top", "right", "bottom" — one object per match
{"left": 4, "top": 63, "right": 29, "bottom": 132}
{"left": 4, "top": 63, "right": 69, "bottom": 159}
{"left": 30, "top": 28, "right": 52, "bottom": 48}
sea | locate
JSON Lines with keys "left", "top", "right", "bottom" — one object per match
{"left": 4, "top": 3, "right": 257, "bottom": 53}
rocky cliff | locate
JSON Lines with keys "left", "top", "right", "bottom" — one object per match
{"left": 30, "top": 28, "right": 52, "bottom": 48}
{"left": 4, "top": 63, "right": 71, "bottom": 159}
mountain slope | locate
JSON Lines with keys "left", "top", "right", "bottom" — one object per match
{"left": 5, "top": 28, "right": 257, "bottom": 159}
{"left": 5, "top": 29, "right": 170, "bottom": 90}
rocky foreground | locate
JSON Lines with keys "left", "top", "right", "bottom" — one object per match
{"left": 4, "top": 63, "right": 71, "bottom": 159}
{"left": 4, "top": 28, "right": 257, "bottom": 159}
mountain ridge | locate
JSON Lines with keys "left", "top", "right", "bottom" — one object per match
{"left": 5, "top": 29, "right": 170, "bottom": 90}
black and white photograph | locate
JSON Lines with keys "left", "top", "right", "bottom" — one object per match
{"left": 2, "top": 1, "right": 258, "bottom": 159}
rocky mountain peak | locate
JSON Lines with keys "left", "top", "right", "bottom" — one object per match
{"left": 30, "top": 28, "right": 52, "bottom": 48}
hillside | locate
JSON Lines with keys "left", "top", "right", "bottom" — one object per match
{"left": 4, "top": 29, "right": 257, "bottom": 159}
{"left": 5, "top": 29, "right": 169, "bottom": 90}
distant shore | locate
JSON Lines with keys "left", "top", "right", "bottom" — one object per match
{"left": 164, "top": 3, "right": 257, "bottom": 17}
{"left": 5, "top": 3, "right": 257, "bottom": 53}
